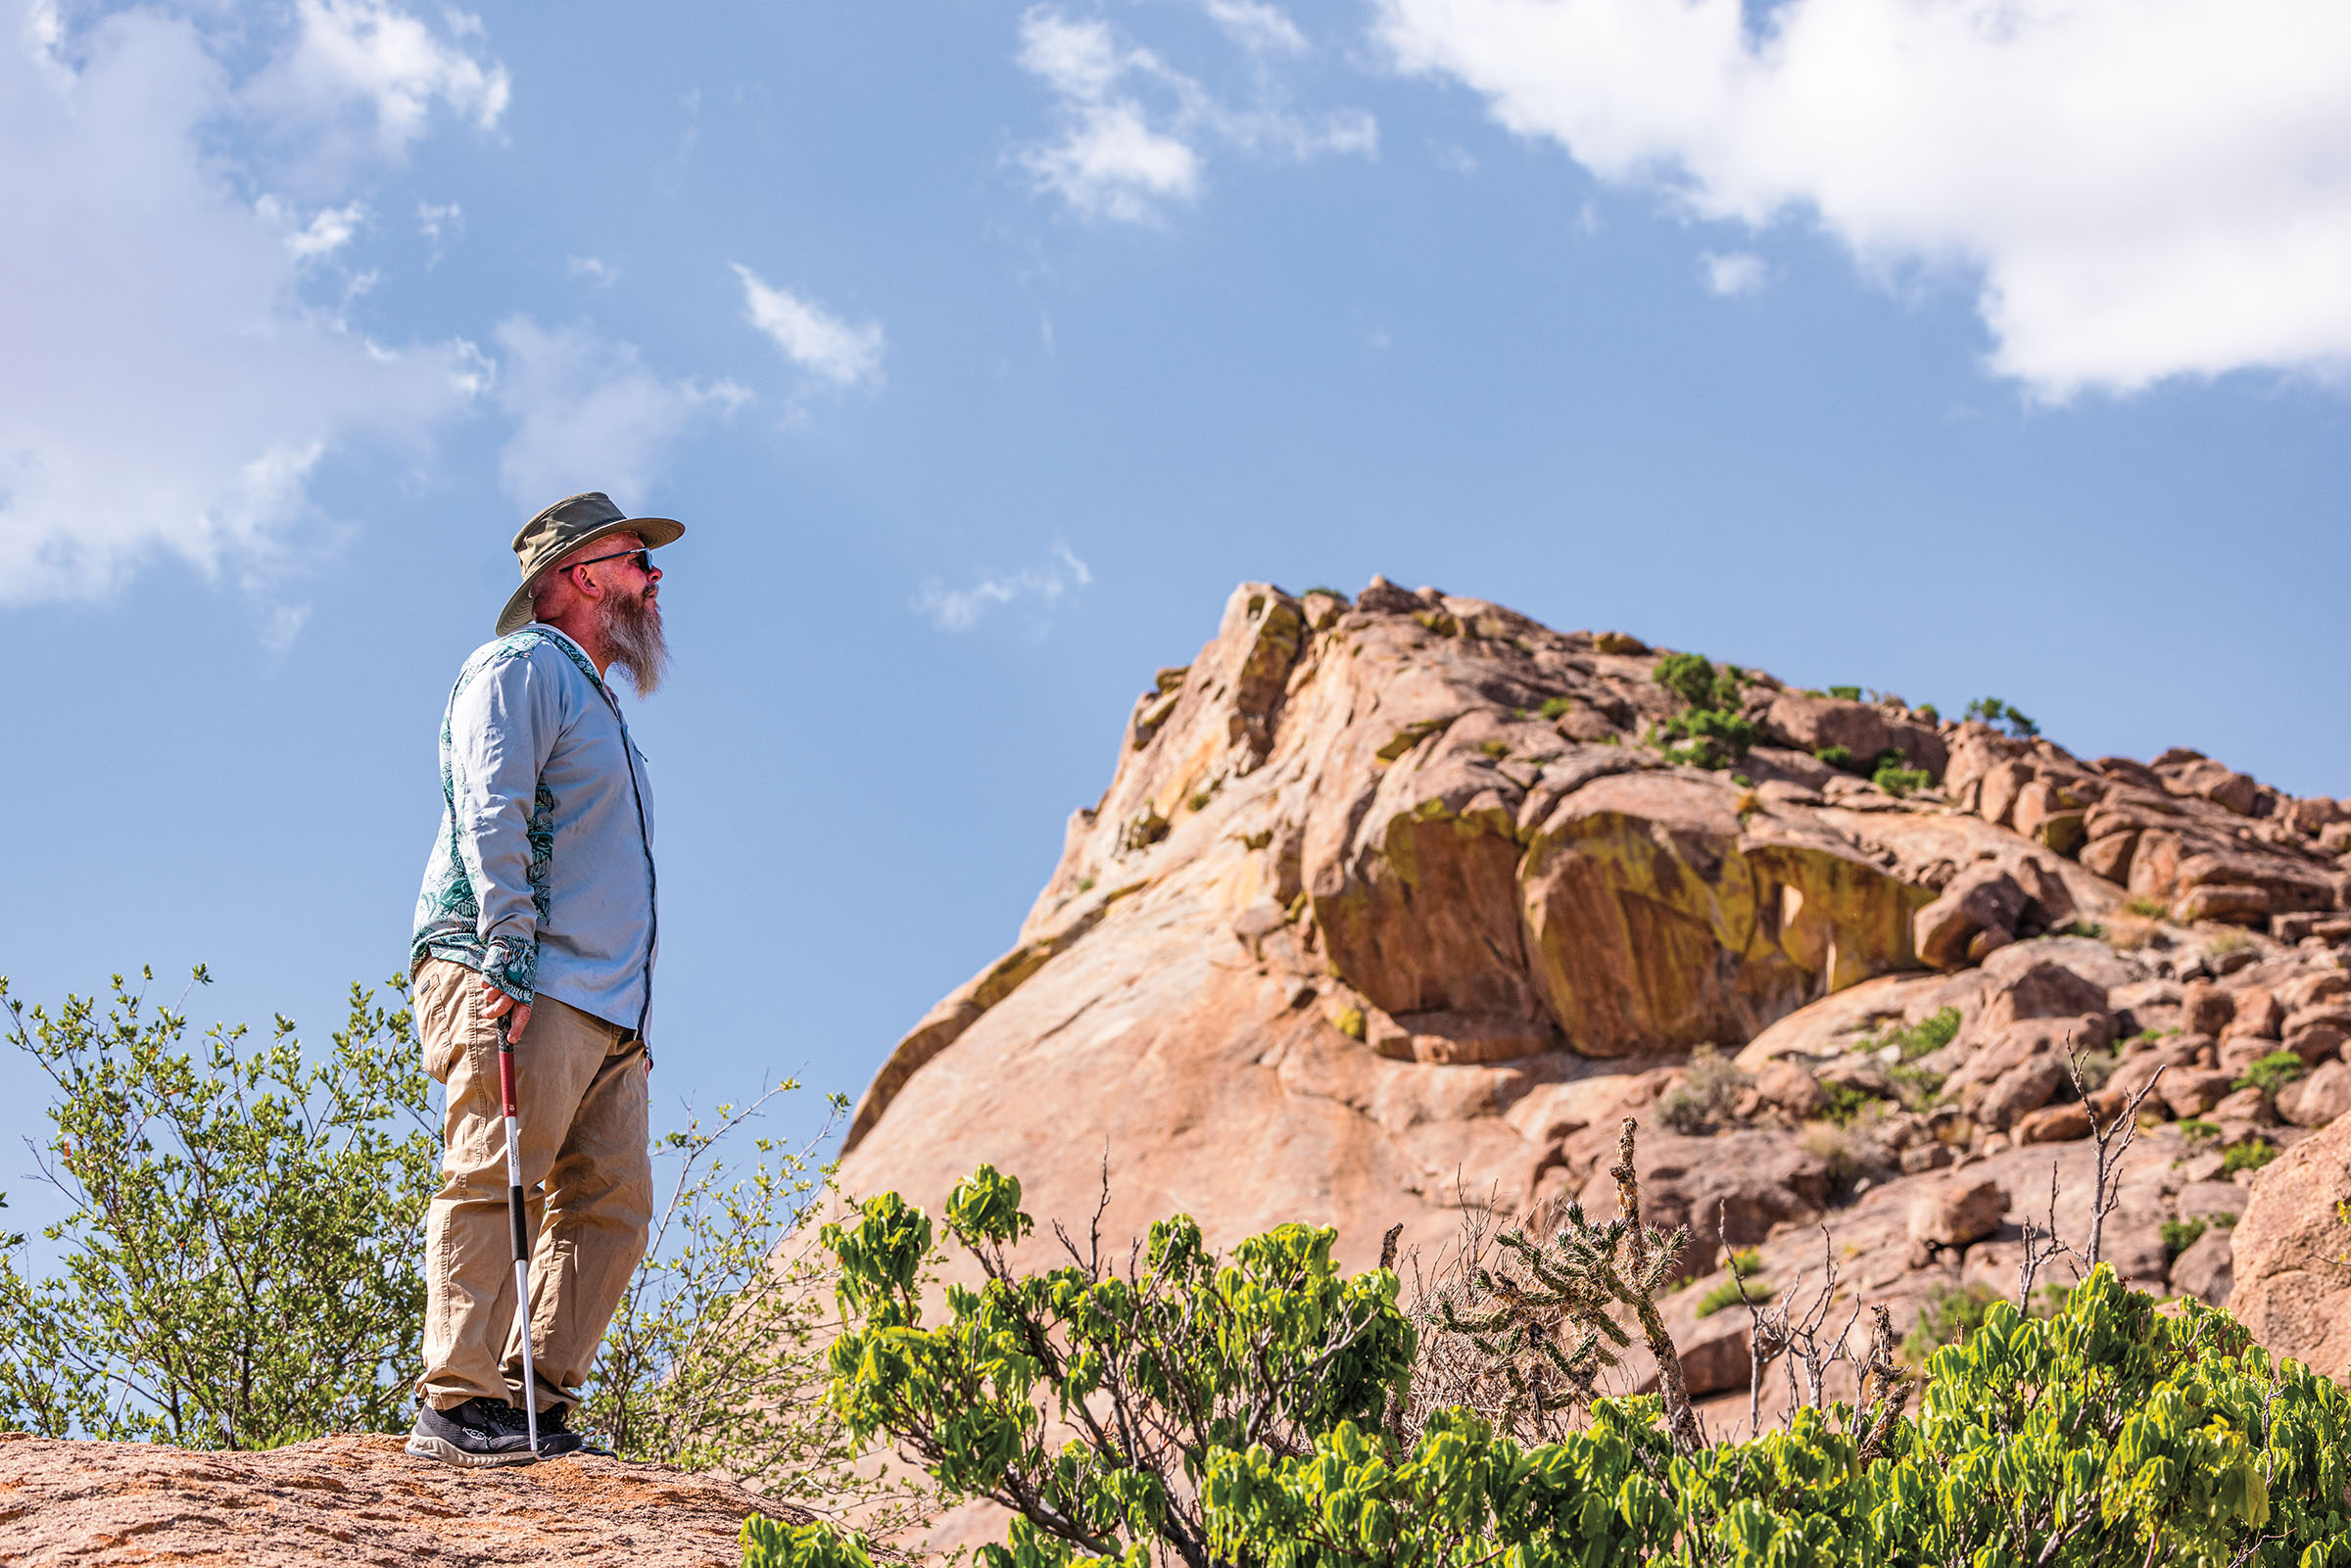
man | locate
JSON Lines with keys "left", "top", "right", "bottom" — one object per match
{"left": 403, "top": 492, "right": 678, "bottom": 1466}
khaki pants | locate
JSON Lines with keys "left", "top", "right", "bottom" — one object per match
{"left": 412, "top": 958, "right": 652, "bottom": 1414}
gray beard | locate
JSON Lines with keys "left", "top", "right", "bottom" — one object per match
{"left": 601, "top": 587, "right": 668, "bottom": 697}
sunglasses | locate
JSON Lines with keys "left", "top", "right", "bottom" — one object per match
{"left": 567, "top": 547, "right": 653, "bottom": 577}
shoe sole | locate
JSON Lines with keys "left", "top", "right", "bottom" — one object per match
{"left": 405, "top": 1432, "right": 540, "bottom": 1468}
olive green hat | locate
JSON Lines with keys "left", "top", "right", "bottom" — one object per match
{"left": 496, "top": 492, "right": 684, "bottom": 636}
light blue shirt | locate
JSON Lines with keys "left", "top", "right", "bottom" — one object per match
{"left": 411, "top": 624, "right": 659, "bottom": 1038}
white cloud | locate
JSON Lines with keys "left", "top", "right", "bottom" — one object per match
{"left": 493, "top": 318, "right": 750, "bottom": 510}
{"left": 731, "top": 263, "right": 886, "bottom": 388}
{"left": 245, "top": 0, "right": 508, "bottom": 179}
{"left": 0, "top": 5, "right": 483, "bottom": 607}
{"left": 1203, "top": 0, "right": 1306, "bottom": 56}
{"left": 1014, "top": 7, "right": 1373, "bottom": 223}
{"left": 416, "top": 198, "right": 461, "bottom": 257}
{"left": 1702, "top": 250, "right": 1765, "bottom": 297}
{"left": 568, "top": 254, "right": 619, "bottom": 286}
{"left": 1376, "top": 0, "right": 2351, "bottom": 397}
{"left": 913, "top": 543, "right": 1092, "bottom": 632}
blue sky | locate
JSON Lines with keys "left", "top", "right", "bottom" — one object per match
{"left": 3, "top": 0, "right": 2349, "bottom": 1206}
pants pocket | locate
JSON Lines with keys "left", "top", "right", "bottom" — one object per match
{"left": 417, "top": 962, "right": 490, "bottom": 1086}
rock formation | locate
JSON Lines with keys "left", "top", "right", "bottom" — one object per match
{"left": 0, "top": 1431, "right": 792, "bottom": 1566}
{"left": 836, "top": 578, "right": 2351, "bottom": 1397}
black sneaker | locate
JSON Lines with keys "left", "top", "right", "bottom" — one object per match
{"left": 533, "top": 1403, "right": 611, "bottom": 1459}
{"left": 405, "top": 1397, "right": 539, "bottom": 1467}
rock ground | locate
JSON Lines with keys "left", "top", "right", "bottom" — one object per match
{"left": 0, "top": 1432, "right": 796, "bottom": 1567}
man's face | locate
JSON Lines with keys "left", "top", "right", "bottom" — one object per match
{"left": 589, "top": 533, "right": 668, "bottom": 697}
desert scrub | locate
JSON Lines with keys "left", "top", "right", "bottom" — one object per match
{"left": 1825, "top": 685, "right": 1863, "bottom": 700}
{"left": 1965, "top": 696, "right": 2039, "bottom": 737}
{"left": 1859, "top": 1006, "right": 1961, "bottom": 1064}
{"left": 2126, "top": 896, "right": 2171, "bottom": 919}
{"left": 1331, "top": 1006, "right": 1367, "bottom": 1041}
{"left": 2161, "top": 1217, "right": 2208, "bottom": 1259}
{"left": 2179, "top": 1117, "right": 2221, "bottom": 1147}
{"left": 2235, "top": 1050, "right": 2306, "bottom": 1096}
{"left": 2057, "top": 920, "right": 2109, "bottom": 939}
{"left": 1813, "top": 743, "right": 1855, "bottom": 772}
{"left": 1900, "top": 1282, "right": 1999, "bottom": 1365}
{"left": 2221, "top": 1136, "right": 2278, "bottom": 1174}
{"left": 1656, "top": 1044, "right": 1751, "bottom": 1132}
{"left": 1693, "top": 1249, "right": 1770, "bottom": 1318}
{"left": 1652, "top": 651, "right": 1745, "bottom": 711}
{"left": 1538, "top": 695, "right": 1572, "bottom": 719}
{"left": 1873, "top": 756, "right": 1932, "bottom": 796}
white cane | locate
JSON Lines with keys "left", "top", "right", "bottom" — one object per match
{"left": 498, "top": 1014, "right": 541, "bottom": 1457}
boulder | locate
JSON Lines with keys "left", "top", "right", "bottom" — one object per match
{"left": 2015, "top": 1102, "right": 2091, "bottom": 1144}
{"left": 2160, "top": 1069, "right": 2239, "bottom": 1119}
{"left": 2227, "top": 1112, "right": 2351, "bottom": 1381}
{"left": 2181, "top": 981, "right": 2236, "bottom": 1036}
{"left": 2278, "top": 1060, "right": 2351, "bottom": 1128}
{"left": 2225, "top": 986, "right": 2285, "bottom": 1041}
{"left": 1752, "top": 1059, "right": 1826, "bottom": 1118}
{"left": 1914, "top": 865, "right": 2028, "bottom": 972}
{"left": 2176, "top": 1180, "right": 2250, "bottom": 1222}
{"left": 2170, "top": 1226, "right": 2234, "bottom": 1307}
{"left": 1762, "top": 693, "right": 1947, "bottom": 780}
{"left": 1908, "top": 1178, "right": 2009, "bottom": 1249}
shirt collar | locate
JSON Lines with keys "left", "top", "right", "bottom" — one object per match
{"left": 532, "top": 622, "right": 600, "bottom": 673}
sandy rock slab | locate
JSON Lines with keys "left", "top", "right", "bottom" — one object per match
{"left": 0, "top": 1431, "right": 797, "bottom": 1568}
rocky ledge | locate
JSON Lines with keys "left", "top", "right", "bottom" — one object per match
{"left": 0, "top": 1431, "right": 793, "bottom": 1566}
{"left": 838, "top": 577, "right": 2351, "bottom": 1405}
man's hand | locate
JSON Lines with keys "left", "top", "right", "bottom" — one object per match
{"left": 482, "top": 978, "right": 533, "bottom": 1042}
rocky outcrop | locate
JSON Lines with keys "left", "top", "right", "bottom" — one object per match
{"left": 836, "top": 577, "right": 2351, "bottom": 1406}
{"left": 2228, "top": 1112, "right": 2351, "bottom": 1379}
{"left": 0, "top": 1431, "right": 789, "bottom": 1566}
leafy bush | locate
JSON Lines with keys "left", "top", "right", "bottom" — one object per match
{"left": 2127, "top": 896, "right": 2172, "bottom": 919}
{"left": 1813, "top": 743, "right": 1855, "bottom": 771}
{"left": 1537, "top": 695, "right": 1571, "bottom": 719}
{"left": 1859, "top": 1006, "right": 1961, "bottom": 1064}
{"left": 1653, "top": 652, "right": 1745, "bottom": 711}
{"left": 755, "top": 1240, "right": 2351, "bottom": 1568}
{"left": 1873, "top": 758, "right": 1932, "bottom": 797}
{"left": 0, "top": 969, "right": 435, "bottom": 1447}
{"left": 1900, "top": 1282, "right": 1999, "bottom": 1364}
{"left": 2057, "top": 920, "right": 2108, "bottom": 939}
{"left": 2161, "top": 1217, "right": 2208, "bottom": 1259}
{"left": 1693, "top": 1252, "right": 1770, "bottom": 1319}
{"left": 1821, "top": 1081, "right": 1879, "bottom": 1125}
{"left": 2234, "top": 1051, "right": 2306, "bottom": 1096}
{"left": 2222, "top": 1137, "right": 2278, "bottom": 1174}
{"left": 1965, "top": 695, "right": 2040, "bottom": 737}
{"left": 1915, "top": 703, "right": 1941, "bottom": 724}
{"left": 2179, "top": 1117, "right": 2221, "bottom": 1146}
{"left": 1657, "top": 1044, "right": 1750, "bottom": 1133}
{"left": 1826, "top": 685, "right": 1863, "bottom": 700}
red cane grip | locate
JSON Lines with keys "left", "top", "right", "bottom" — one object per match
{"left": 498, "top": 1033, "right": 519, "bottom": 1118}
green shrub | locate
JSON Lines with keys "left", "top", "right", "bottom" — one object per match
{"left": 2126, "top": 896, "right": 2171, "bottom": 918}
{"left": 2058, "top": 920, "right": 2108, "bottom": 939}
{"left": 1965, "top": 695, "right": 2040, "bottom": 737}
{"left": 1814, "top": 743, "right": 1855, "bottom": 771}
{"left": 1915, "top": 703, "right": 1941, "bottom": 724}
{"left": 1693, "top": 1274, "right": 1771, "bottom": 1318}
{"left": 1821, "top": 1081, "right": 1880, "bottom": 1124}
{"left": 2234, "top": 1050, "right": 2306, "bottom": 1096}
{"left": 1653, "top": 651, "right": 1744, "bottom": 711}
{"left": 2161, "top": 1217, "right": 2208, "bottom": 1259}
{"left": 1826, "top": 685, "right": 1863, "bottom": 700}
{"left": 2179, "top": 1117, "right": 2222, "bottom": 1147}
{"left": 753, "top": 1255, "right": 2351, "bottom": 1568}
{"left": 1656, "top": 1044, "right": 1750, "bottom": 1132}
{"left": 1873, "top": 758, "right": 1932, "bottom": 796}
{"left": 1858, "top": 1006, "right": 1962, "bottom": 1063}
{"left": 1537, "top": 695, "right": 1571, "bottom": 719}
{"left": 2222, "top": 1137, "right": 2278, "bottom": 1174}
{"left": 1900, "top": 1282, "right": 1999, "bottom": 1364}
{"left": 0, "top": 969, "right": 435, "bottom": 1447}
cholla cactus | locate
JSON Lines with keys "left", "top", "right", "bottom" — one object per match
{"left": 1414, "top": 1118, "right": 1704, "bottom": 1452}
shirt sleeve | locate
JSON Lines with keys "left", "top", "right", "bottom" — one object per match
{"left": 448, "top": 647, "right": 565, "bottom": 1003}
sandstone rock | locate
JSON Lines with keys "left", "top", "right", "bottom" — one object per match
{"left": 2182, "top": 980, "right": 2236, "bottom": 1036}
{"left": 2080, "top": 831, "right": 2138, "bottom": 883}
{"left": 2015, "top": 1102, "right": 2091, "bottom": 1143}
{"left": 1762, "top": 693, "right": 1947, "bottom": 781}
{"left": 2228, "top": 1112, "right": 2351, "bottom": 1380}
{"left": 2226, "top": 985, "right": 2285, "bottom": 1041}
{"left": 2177, "top": 1180, "right": 2250, "bottom": 1221}
{"left": 2278, "top": 1060, "right": 2351, "bottom": 1128}
{"left": 1908, "top": 1178, "right": 2008, "bottom": 1249}
{"left": 2171, "top": 1226, "right": 2234, "bottom": 1307}
{"left": 1915, "top": 865, "right": 2028, "bottom": 972}
{"left": 2161, "top": 1069, "right": 2239, "bottom": 1119}
{"left": 1753, "top": 1059, "right": 1826, "bottom": 1118}
{"left": 1977, "top": 1057, "right": 2071, "bottom": 1129}
{"left": 0, "top": 1432, "right": 786, "bottom": 1566}
{"left": 2279, "top": 971, "right": 2351, "bottom": 1012}
{"left": 2211, "top": 1085, "right": 2277, "bottom": 1125}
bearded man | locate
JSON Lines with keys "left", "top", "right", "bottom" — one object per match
{"left": 404, "top": 492, "right": 676, "bottom": 1466}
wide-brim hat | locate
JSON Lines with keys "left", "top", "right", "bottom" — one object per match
{"left": 497, "top": 492, "right": 684, "bottom": 636}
